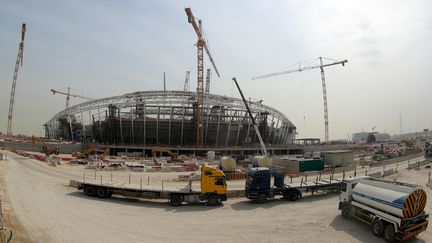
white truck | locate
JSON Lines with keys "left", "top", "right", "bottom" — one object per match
{"left": 339, "top": 176, "right": 428, "bottom": 242}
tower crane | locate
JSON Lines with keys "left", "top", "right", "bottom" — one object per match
{"left": 252, "top": 57, "right": 347, "bottom": 142}
{"left": 7, "top": 23, "right": 27, "bottom": 136}
{"left": 51, "top": 88, "right": 93, "bottom": 142}
{"left": 183, "top": 71, "right": 191, "bottom": 91}
{"left": 51, "top": 88, "right": 93, "bottom": 109}
{"left": 184, "top": 7, "right": 220, "bottom": 147}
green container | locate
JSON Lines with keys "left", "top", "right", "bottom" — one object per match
{"left": 299, "top": 159, "right": 324, "bottom": 172}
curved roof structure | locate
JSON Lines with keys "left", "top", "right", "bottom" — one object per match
{"left": 45, "top": 90, "right": 296, "bottom": 147}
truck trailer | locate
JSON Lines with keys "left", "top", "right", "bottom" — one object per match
{"left": 245, "top": 167, "right": 342, "bottom": 203}
{"left": 339, "top": 176, "right": 428, "bottom": 242}
{"left": 73, "top": 165, "right": 227, "bottom": 206}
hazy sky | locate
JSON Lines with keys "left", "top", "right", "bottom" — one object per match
{"left": 1, "top": 0, "right": 431, "bottom": 140}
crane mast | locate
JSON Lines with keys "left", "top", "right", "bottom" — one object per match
{"left": 252, "top": 57, "right": 347, "bottom": 142}
{"left": 183, "top": 71, "right": 191, "bottom": 91}
{"left": 185, "top": 7, "right": 220, "bottom": 147}
{"left": 7, "top": 23, "right": 27, "bottom": 136}
{"left": 205, "top": 69, "right": 211, "bottom": 95}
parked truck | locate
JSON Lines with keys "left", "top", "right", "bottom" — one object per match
{"left": 73, "top": 165, "right": 227, "bottom": 206}
{"left": 245, "top": 167, "right": 342, "bottom": 203}
{"left": 339, "top": 176, "right": 428, "bottom": 242}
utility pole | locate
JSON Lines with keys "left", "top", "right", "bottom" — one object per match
{"left": 7, "top": 23, "right": 27, "bottom": 136}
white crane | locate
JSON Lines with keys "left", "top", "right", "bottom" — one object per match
{"left": 252, "top": 57, "right": 348, "bottom": 142}
{"left": 7, "top": 23, "right": 27, "bottom": 136}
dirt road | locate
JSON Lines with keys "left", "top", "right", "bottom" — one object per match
{"left": 1, "top": 151, "right": 431, "bottom": 242}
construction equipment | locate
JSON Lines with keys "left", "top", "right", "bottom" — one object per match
{"left": 51, "top": 88, "right": 93, "bottom": 141}
{"left": 50, "top": 88, "right": 93, "bottom": 109}
{"left": 7, "top": 23, "right": 27, "bottom": 136}
{"left": 32, "top": 136, "right": 59, "bottom": 155}
{"left": 339, "top": 177, "right": 428, "bottom": 242}
{"left": 183, "top": 71, "right": 190, "bottom": 91}
{"left": 252, "top": 57, "right": 348, "bottom": 142}
{"left": 151, "top": 147, "right": 183, "bottom": 162}
{"left": 184, "top": 8, "right": 220, "bottom": 147}
{"left": 73, "top": 165, "right": 227, "bottom": 206}
{"left": 232, "top": 77, "right": 267, "bottom": 155}
{"left": 72, "top": 146, "right": 108, "bottom": 159}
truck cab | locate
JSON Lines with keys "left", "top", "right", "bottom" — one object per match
{"left": 339, "top": 176, "right": 365, "bottom": 207}
{"left": 200, "top": 165, "right": 228, "bottom": 204}
{"left": 245, "top": 167, "right": 272, "bottom": 201}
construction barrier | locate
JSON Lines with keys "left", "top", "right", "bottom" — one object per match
{"left": 225, "top": 172, "right": 247, "bottom": 180}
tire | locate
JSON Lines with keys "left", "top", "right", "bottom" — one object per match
{"left": 372, "top": 220, "right": 384, "bottom": 236}
{"left": 341, "top": 206, "right": 351, "bottom": 219}
{"left": 383, "top": 224, "right": 396, "bottom": 242}
{"left": 170, "top": 195, "right": 182, "bottom": 206}
{"left": 256, "top": 193, "right": 267, "bottom": 204}
{"left": 96, "top": 188, "right": 108, "bottom": 198}
{"left": 84, "top": 186, "right": 96, "bottom": 197}
{"left": 206, "top": 195, "right": 220, "bottom": 206}
{"left": 288, "top": 191, "right": 300, "bottom": 201}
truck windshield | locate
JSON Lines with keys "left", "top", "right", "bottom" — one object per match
{"left": 341, "top": 182, "right": 347, "bottom": 192}
{"left": 215, "top": 177, "right": 224, "bottom": 186}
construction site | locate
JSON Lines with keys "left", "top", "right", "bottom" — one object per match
{"left": 1, "top": 2, "right": 432, "bottom": 243}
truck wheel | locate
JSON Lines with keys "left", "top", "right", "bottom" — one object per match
{"left": 383, "top": 224, "right": 396, "bottom": 242}
{"left": 288, "top": 191, "right": 300, "bottom": 201}
{"left": 170, "top": 195, "right": 182, "bottom": 206}
{"left": 84, "top": 186, "right": 96, "bottom": 197}
{"left": 256, "top": 193, "right": 267, "bottom": 204}
{"left": 372, "top": 220, "right": 384, "bottom": 236}
{"left": 341, "top": 206, "right": 351, "bottom": 219}
{"left": 206, "top": 195, "right": 220, "bottom": 206}
{"left": 96, "top": 188, "right": 108, "bottom": 198}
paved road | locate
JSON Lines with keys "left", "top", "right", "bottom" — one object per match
{"left": 1, "top": 151, "right": 430, "bottom": 243}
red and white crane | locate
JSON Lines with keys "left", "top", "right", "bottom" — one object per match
{"left": 184, "top": 7, "right": 220, "bottom": 147}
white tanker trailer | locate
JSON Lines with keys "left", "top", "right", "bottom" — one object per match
{"left": 339, "top": 176, "right": 428, "bottom": 242}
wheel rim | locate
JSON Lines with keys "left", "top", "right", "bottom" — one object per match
{"left": 171, "top": 197, "right": 181, "bottom": 205}
{"left": 97, "top": 189, "right": 106, "bottom": 198}
{"left": 384, "top": 226, "right": 393, "bottom": 240}
{"left": 373, "top": 223, "right": 380, "bottom": 234}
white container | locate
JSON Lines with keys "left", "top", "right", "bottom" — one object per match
{"left": 207, "top": 151, "right": 216, "bottom": 161}
{"left": 252, "top": 155, "right": 273, "bottom": 168}
{"left": 352, "top": 178, "right": 427, "bottom": 218}
{"left": 219, "top": 156, "right": 236, "bottom": 172}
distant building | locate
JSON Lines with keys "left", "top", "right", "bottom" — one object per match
{"left": 367, "top": 133, "right": 391, "bottom": 144}
{"left": 352, "top": 131, "right": 377, "bottom": 143}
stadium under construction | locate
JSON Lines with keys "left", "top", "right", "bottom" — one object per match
{"left": 44, "top": 90, "right": 296, "bottom": 154}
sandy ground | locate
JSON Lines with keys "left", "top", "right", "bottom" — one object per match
{"left": 0, "top": 151, "right": 431, "bottom": 243}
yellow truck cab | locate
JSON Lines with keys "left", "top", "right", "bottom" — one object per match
{"left": 200, "top": 165, "right": 228, "bottom": 205}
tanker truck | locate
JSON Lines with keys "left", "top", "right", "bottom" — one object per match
{"left": 339, "top": 176, "right": 429, "bottom": 242}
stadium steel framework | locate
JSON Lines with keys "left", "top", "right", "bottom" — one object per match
{"left": 44, "top": 91, "right": 296, "bottom": 147}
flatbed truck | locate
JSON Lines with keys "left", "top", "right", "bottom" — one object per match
{"left": 73, "top": 165, "right": 227, "bottom": 206}
{"left": 339, "top": 176, "right": 428, "bottom": 242}
{"left": 245, "top": 167, "right": 342, "bottom": 203}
